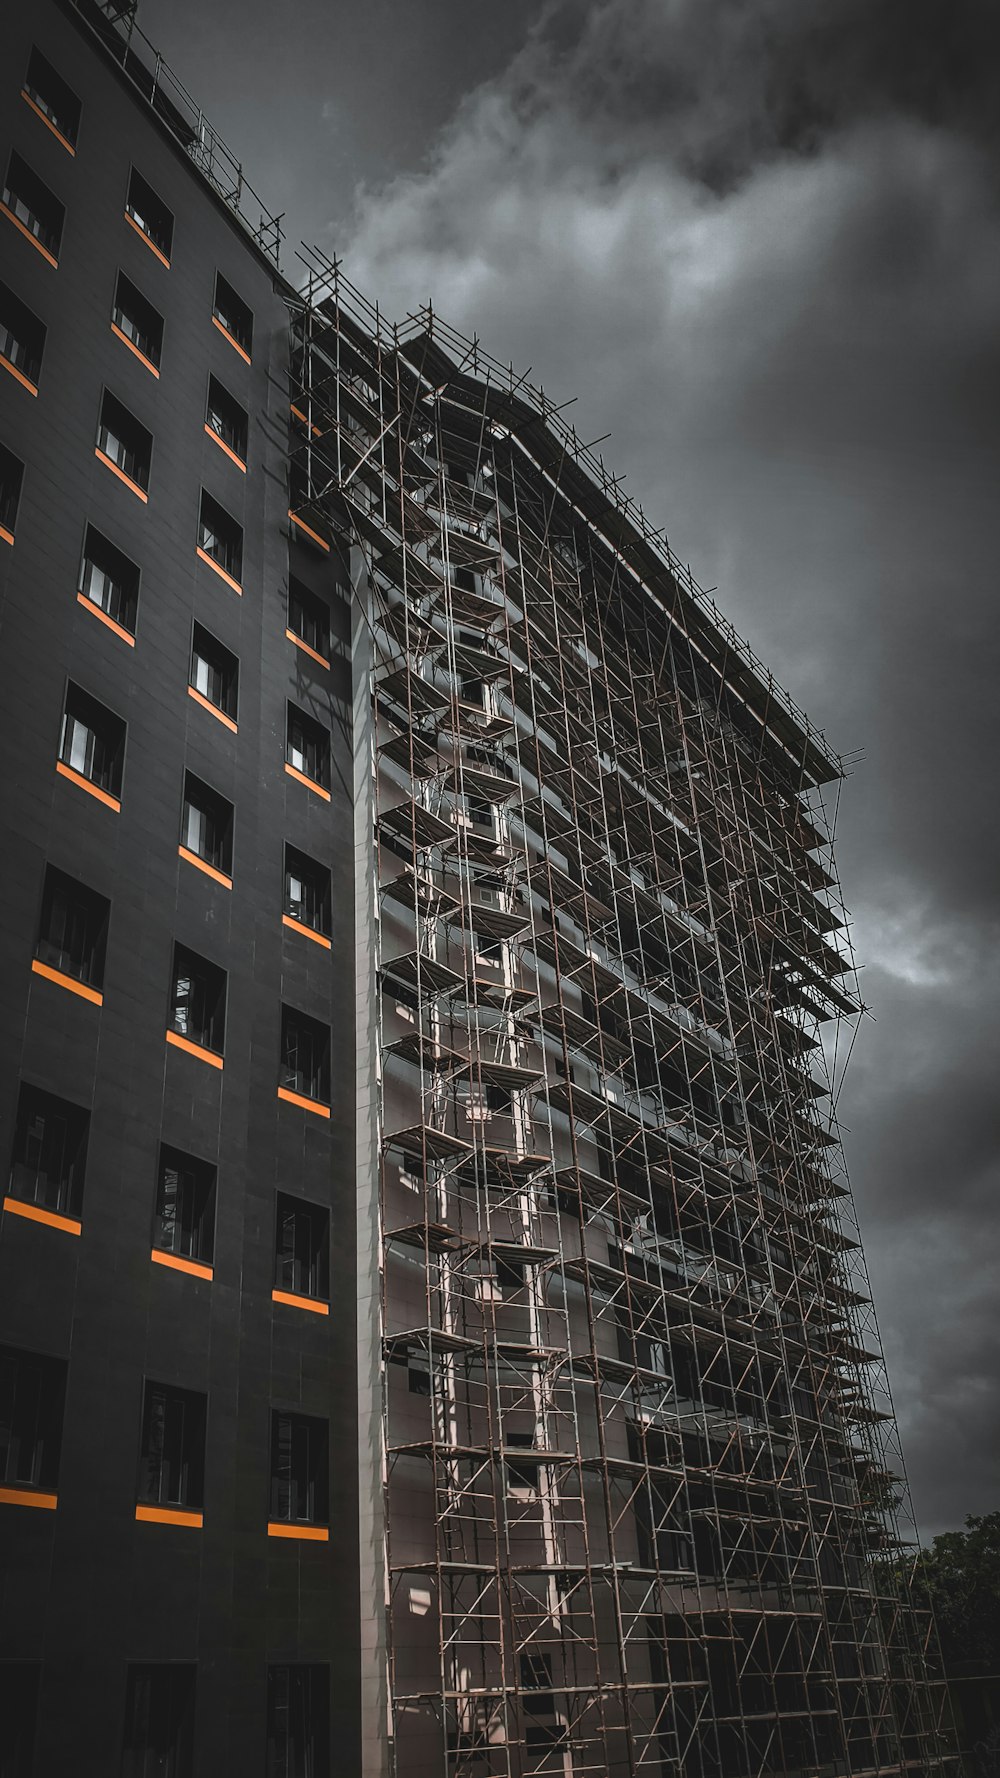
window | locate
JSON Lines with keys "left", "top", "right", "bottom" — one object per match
{"left": 287, "top": 577, "right": 329, "bottom": 662}
{"left": 125, "top": 166, "right": 173, "bottom": 263}
{"left": 189, "top": 623, "right": 238, "bottom": 723}
{"left": 269, "top": 1411, "right": 328, "bottom": 1527}
{"left": 520, "top": 1651, "right": 554, "bottom": 1708}
{"left": 2, "top": 151, "right": 64, "bottom": 262}
{"left": 275, "top": 1195, "right": 329, "bottom": 1302}
{"left": 0, "top": 280, "right": 46, "bottom": 389}
{"left": 197, "top": 489, "right": 242, "bottom": 586}
{"left": 168, "top": 944, "right": 226, "bottom": 1058}
{"left": 97, "top": 390, "right": 152, "bottom": 495}
{"left": 79, "top": 523, "right": 140, "bottom": 637}
{"left": 180, "top": 772, "right": 233, "bottom": 880}
{"left": 35, "top": 865, "right": 110, "bottom": 991}
{"left": 137, "top": 1380, "right": 206, "bottom": 1513}
{"left": 285, "top": 704, "right": 330, "bottom": 792}
{"left": 8, "top": 1083, "right": 89, "bottom": 1220}
{"left": 279, "top": 1006, "right": 330, "bottom": 1107}
{"left": 59, "top": 681, "right": 126, "bottom": 803}
{"left": 23, "top": 46, "right": 81, "bottom": 150}
{"left": 112, "top": 270, "right": 163, "bottom": 371}
{"left": 0, "top": 1662, "right": 40, "bottom": 1777}
{"left": 121, "top": 1666, "right": 195, "bottom": 1778}
{"left": 212, "top": 271, "right": 252, "bottom": 359}
{"left": 283, "top": 845, "right": 331, "bottom": 940}
{"left": 266, "top": 1667, "right": 329, "bottom": 1778}
{"left": 153, "top": 1145, "right": 216, "bottom": 1269}
{"left": 505, "top": 1432, "right": 539, "bottom": 1496}
{"left": 205, "top": 374, "right": 247, "bottom": 463}
{"left": 0, "top": 442, "right": 24, "bottom": 537}
{"left": 0, "top": 1346, "right": 66, "bottom": 1494}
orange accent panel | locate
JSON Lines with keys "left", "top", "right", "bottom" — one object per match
{"left": 283, "top": 762, "right": 331, "bottom": 802}
{"left": 282, "top": 914, "right": 332, "bottom": 950}
{"left": 124, "top": 209, "right": 170, "bottom": 266}
{"left": 277, "top": 1086, "right": 331, "bottom": 1119}
{"left": 267, "top": 1522, "right": 329, "bottom": 1542}
{"left": 0, "top": 1487, "right": 58, "bottom": 1511}
{"left": 0, "top": 201, "right": 59, "bottom": 267}
{"left": 286, "top": 628, "right": 330, "bottom": 670}
{"left": 187, "top": 684, "right": 238, "bottom": 732}
{"left": 135, "top": 1504, "right": 204, "bottom": 1529}
{"left": 195, "top": 545, "right": 242, "bottom": 595}
{"left": 55, "top": 761, "right": 121, "bottom": 811}
{"left": 31, "top": 959, "right": 103, "bottom": 1005}
{"left": 178, "top": 845, "right": 232, "bottom": 890}
{"left": 3, "top": 1196, "right": 81, "bottom": 1235}
{"left": 111, "top": 320, "right": 160, "bottom": 378}
{"left": 21, "top": 90, "right": 77, "bottom": 154}
{"left": 204, "top": 425, "right": 247, "bottom": 472}
{"left": 272, "top": 1289, "right": 330, "bottom": 1315}
{"left": 290, "top": 404, "right": 322, "bottom": 437}
{"left": 165, "top": 1030, "right": 224, "bottom": 1070}
{"left": 0, "top": 525, "right": 13, "bottom": 545}
{"left": 287, "top": 509, "right": 330, "bottom": 552}
{"left": 212, "top": 314, "right": 251, "bottom": 364}
{"left": 76, "top": 591, "right": 135, "bottom": 646}
{"left": 151, "top": 1248, "right": 213, "bottom": 1280}
{"left": 95, "top": 447, "right": 148, "bottom": 502}
{"left": 0, "top": 353, "right": 38, "bottom": 396}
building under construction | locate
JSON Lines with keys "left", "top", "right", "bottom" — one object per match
{"left": 0, "top": 2, "right": 956, "bottom": 1774}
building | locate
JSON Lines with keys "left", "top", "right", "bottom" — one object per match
{"left": 0, "top": 3, "right": 956, "bottom": 1775}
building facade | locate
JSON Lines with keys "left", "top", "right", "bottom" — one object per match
{"left": 0, "top": 3, "right": 955, "bottom": 1776}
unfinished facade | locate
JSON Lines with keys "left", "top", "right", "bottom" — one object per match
{"left": 287, "top": 257, "right": 954, "bottom": 1778}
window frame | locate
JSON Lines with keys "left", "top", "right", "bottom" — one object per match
{"left": 0, "top": 279, "right": 47, "bottom": 393}
{"left": 265, "top": 1666, "right": 329, "bottom": 1778}
{"left": 124, "top": 165, "right": 173, "bottom": 265}
{"left": 121, "top": 1665, "right": 196, "bottom": 1778}
{"left": 1, "top": 149, "right": 64, "bottom": 265}
{"left": 279, "top": 1005, "right": 331, "bottom": 1110}
{"left": 111, "top": 269, "right": 163, "bottom": 375}
{"left": 0, "top": 1345, "right": 66, "bottom": 1496}
{"left": 22, "top": 46, "right": 81, "bottom": 152}
{"left": 204, "top": 373, "right": 248, "bottom": 467}
{"left": 96, "top": 388, "right": 153, "bottom": 499}
{"left": 197, "top": 488, "right": 243, "bottom": 590}
{"left": 7, "top": 1082, "right": 89, "bottom": 1223}
{"left": 285, "top": 702, "right": 331, "bottom": 794}
{"left": 0, "top": 441, "right": 25, "bottom": 540}
{"left": 268, "top": 1410, "right": 329, "bottom": 1529}
{"left": 0, "top": 1662, "right": 41, "bottom": 1778}
{"left": 136, "top": 1379, "right": 207, "bottom": 1515}
{"left": 179, "top": 771, "right": 234, "bottom": 884}
{"left": 34, "top": 863, "right": 110, "bottom": 994}
{"left": 274, "top": 1193, "right": 330, "bottom": 1305}
{"left": 212, "top": 270, "right": 253, "bottom": 361}
{"left": 58, "top": 680, "right": 127, "bottom": 807}
{"left": 78, "top": 522, "right": 140, "bottom": 641}
{"left": 167, "top": 941, "right": 227, "bottom": 1062}
{"left": 188, "top": 621, "right": 238, "bottom": 727}
{"left": 287, "top": 576, "right": 330, "bottom": 666}
{"left": 282, "top": 843, "right": 332, "bottom": 943}
{"left": 152, "top": 1144, "right": 216, "bottom": 1273}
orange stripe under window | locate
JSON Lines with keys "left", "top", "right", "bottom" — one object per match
{"left": 287, "top": 509, "right": 330, "bottom": 552}
{"left": 95, "top": 447, "right": 148, "bottom": 502}
{"left": 0, "top": 201, "right": 59, "bottom": 267}
{"left": 178, "top": 845, "right": 232, "bottom": 890}
{"left": 31, "top": 959, "right": 103, "bottom": 1005}
{"left": 135, "top": 1504, "right": 203, "bottom": 1529}
{"left": 286, "top": 628, "right": 330, "bottom": 670}
{"left": 165, "top": 1030, "right": 224, "bottom": 1070}
{"left": 277, "top": 1086, "right": 331, "bottom": 1119}
{"left": 282, "top": 914, "right": 332, "bottom": 950}
{"left": 0, "top": 1487, "right": 57, "bottom": 1511}
{"left": 151, "top": 1248, "right": 213, "bottom": 1281}
{"left": 55, "top": 761, "right": 121, "bottom": 811}
{"left": 195, "top": 546, "right": 242, "bottom": 595}
{"left": 284, "top": 762, "right": 331, "bottom": 802}
{"left": 111, "top": 320, "right": 160, "bottom": 378}
{"left": 267, "top": 1522, "right": 329, "bottom": 1542}
{"left": 0, "top": 524, "right": 13, "bottom": 545}
{"left": 272, "top": 1288, "right": 330, "bottom": 1315}
{"left": 187, "top": 684, "right": 238, "bottom": 732}
{"left": 204, "top": 424, "right": 246, "bottom": 473}
{"left": 76, "top": 591, "right": 135, "bottom": 646}
{"left": 21, "top": 90, "right": 77, "bottom": 155}
{"left": 124, "top": 209, "right": 170, "bottom": 267}
{"left": 0, "top": 353, "right": 38, "bottom": 396}
{"left": 3, "top": 1196, "right": 81, "bottom": 1236}
{"left": 212, "top": 314, "right": 251, "bottom": 364}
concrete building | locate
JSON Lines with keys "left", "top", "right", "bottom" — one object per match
{"left": 0, "top": 2, "right": 955, "bottom": 1774}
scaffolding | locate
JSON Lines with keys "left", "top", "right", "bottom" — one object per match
{"left": 288, "top": 247, "right": 956, "bottom": 1778}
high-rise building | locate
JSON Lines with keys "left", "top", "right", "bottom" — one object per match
{"left": 0, "top": 4, "right": 955, "bottom": 1776}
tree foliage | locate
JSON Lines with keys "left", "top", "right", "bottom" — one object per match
{"left": 909, "top": 1512, "right": 1000, "bottom": 1671}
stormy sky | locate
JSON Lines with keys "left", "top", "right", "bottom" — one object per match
{"left": 141, "top": 0, "right": 1000, "bottom": 1539}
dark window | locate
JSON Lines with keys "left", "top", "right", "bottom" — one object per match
{"left": 180, "top": 772, "right": 233, "bottom": 877}
{"left": 496, "top": 1253, "right": 524, "bottom": 1295}
{"left": 505, "top": 1432, "right": 539, "bottom": 1495}
{"left": 205, "top": 374, "right": 247, "bottom": 461}
{"left": 8, "top": 1083, "right": 88, "bottom": 1219}
{"left": 275, "top": 1194, "right": 329, "bottom": 1301}
{"left": 0, "top": 442, "right": 25, "bottom": 535}
{"left": 286, "top": 704, "right": 329, "bottom": 790}
{"left": 280, "top": 1006, "right": 330, "bottom": 1105}
{"left": 266, "top": 1667, "right": 329, "bottom": 1778}
{"left": 0, "top": 1346, "right": 66, "bottom": 1492}
{"left": 0, "top": 1662, "right": 40, "bottom": 1777}
{"left": 525, "top": 1723, "right": 568, "bottom": 1755}
{"left": 212, "top": 272, "right": 252, "bottom": 357}
{"left": 189, "top": 623, "right": 238, "bottom": 721}
{"left": 125, "top": 167, "right": 173, "bottom": 260}
{"left": 169, "top": 943, "right": 226, "bottom": 1056}
{"left": 137, "top": 1381, "right": 206, "bottom": 1511}
{"left": 153, "top": 1145, "right": 216, "bottom": 1267}
{"left": 79, "top": 523, "right": 140, "bottom": 634}
{"left": 121, "top": 1666, "right": 195, "bottom": 1778}
{"left": 24, "top": 47, "right": 82, "bottom": 147}
{"left": 112, "top": 270, "right": 163, "bottom": 368}
{"left": 36, "top": 865, "right": 110, "bottom": 989}
{"left": 2, "top": 151, "right": 64, "bottom": 259}
{"left": 198, "top": 489, "right": 242, "bottom": 584}
{"left": 0, "top": 280, "right": 46, "bottom": 386}
{"left": 97, "top": 390, "right": 152, "bottom": 492}
{"left": 520, "top": 1651, "right": 554, "bottom": 1709}
{"left": 283, "top": 845, "right": 331, "bottom": 938}
{"left": 287, "top": 578, "right": 329, "bottom": 660}
{"left": 59, "top": 681, "right": 126, "bottom": 799}
{"left": 269, "top": 1412, "right": 328, "bottom": 1525}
